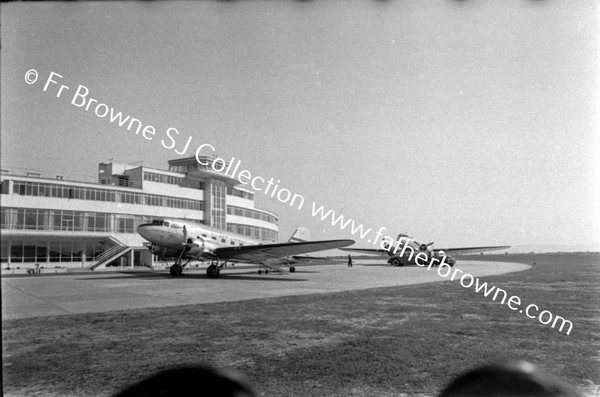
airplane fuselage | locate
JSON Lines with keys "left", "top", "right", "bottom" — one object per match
{"left": 138, "top": 219, "right": 264, "bottom": 260}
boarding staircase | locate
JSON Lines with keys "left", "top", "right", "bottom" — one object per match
{"left": 86, "top": 236, "right": 131, "bottom": 270}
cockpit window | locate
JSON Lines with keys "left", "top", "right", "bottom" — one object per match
{"left": 164, "top": 221, "right": 170, "bottom": 227}
{"left": 171, "top": 222, "right": 182, "bottom": 229}
{"left": 151, "top": 220, "right": 164, "bottom": 226}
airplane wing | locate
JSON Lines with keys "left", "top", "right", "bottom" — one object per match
{"left": 340, "top": 248, "right": 388, "bottom": 255}
{"left": 260, "top": 262, "right": 288, "bottom": 274}
{"left": 341, "top": 246, "right": 510, "bottom": 256}
{"left": 213, "top": 239, "right": 355, "bottom": 263}
{"left": 433, "top": 246, "right": 510, "bottom": 255}
{"left": 289, "top": 255, "right": 341, "bottom": 264}
{"left": 255, "top": 255, "right": 337, "bottom": 275}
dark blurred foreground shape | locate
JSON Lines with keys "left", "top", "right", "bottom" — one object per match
{"left": 113, "top": 360, "right": 582, "bottom": 397}
{"left": 439, "top": 361, "right": 582, "bottom": 397}
{"left": 113, "top": 365, "right": 258, "bottom": 397}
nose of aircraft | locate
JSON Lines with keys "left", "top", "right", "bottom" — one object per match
{"left": 137, "top": 224, "right": 154, "bottom": 240}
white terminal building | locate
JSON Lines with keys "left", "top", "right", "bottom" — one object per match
{"left": 0, "top": 156, "right": 278, "bottom": 271}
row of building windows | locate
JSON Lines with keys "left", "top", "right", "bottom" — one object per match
{"left": 7, "top": 180, "right": 204, "bottom": 212}
{"left": 227, "top": 223, "right": 278, "bottom": 242}
{"left": 227, "top": 186, "right": 254, "bottom": 201}
{"left": 99, "top": 176, "right": 140, "bottom": 188}
{"left": 143, "top": 171, "right": 256, "bottom": 203}
{"left": 3, "top": 182, "right": 275, "bottom": 227}
{"left": 227, "top": 206, "right": 278, "bottom": 225}
{"left": 0, "top": 208, "right": 153, "bottom": 234}
{"left": 1, "top": 207, "right": 278, "bottom": 242}
{"left": 168, "top": 160, "right": 215, "bottom": 174}
{"left": 1, "top": 240, "right": 105, "bottom": 263}
{"left": 144, "top": 171, "right": 184, "bottom": 186}
{"left": 144, "top": 171, "right": 207, "bottom": 190}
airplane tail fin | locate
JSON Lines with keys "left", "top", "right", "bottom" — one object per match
{"left": 288, "top": 227, "right": 311, "bottom": 243}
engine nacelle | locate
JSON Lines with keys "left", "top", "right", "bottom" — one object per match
{"left": 185, "top": 238, "right": 219, "bottom": 258}
{"left": 147, "top": 243, "right": 180, "bottom": 258}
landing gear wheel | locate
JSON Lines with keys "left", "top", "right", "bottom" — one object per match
{"left": 390, "top": 258, "right": 402, "bottom": 267}
{"left": 170, "top": 264, "right": 183, "bottom": 276}
{"left": 206, "top": 264, "right": 220, "bottom": 279}
{"left": 265, "top": 269, "right": 269, "bottom": 274}
{"left": 258, "top": 270, "right": 262, "bottom": 275}
{"left": 289, "top": 266, "right": 296, "bottom": 273}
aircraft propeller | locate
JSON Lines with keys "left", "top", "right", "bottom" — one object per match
{"left": 418, "top": 241, "right": 434, "bottom": 251}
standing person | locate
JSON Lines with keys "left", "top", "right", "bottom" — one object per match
{"left": 35, "top": 263, "right": 40, "bottom": 274}
{"left": 347, "top": 254, "right": 353, "bottom": 267}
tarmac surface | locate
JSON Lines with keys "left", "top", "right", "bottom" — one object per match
{"left": 2, "top": 260, "right": 530, "bottom": 320}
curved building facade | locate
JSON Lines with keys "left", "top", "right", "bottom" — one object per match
{"left": 0, "top": 157, "right": 278, "bottom": 271}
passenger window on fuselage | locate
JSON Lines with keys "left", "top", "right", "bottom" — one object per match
{"left": 202, "top": 234, "right": 207, "bottom": 237}
{"left": 221, "top": 238, "right": 226, "bottom": 243}
{"left": 212, "top": 236, "right": 217, "bottom": 240}
{"left": 164, "top": 221, "right": 170, "bottom": 227}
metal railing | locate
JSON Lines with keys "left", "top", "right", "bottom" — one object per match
{"left": 86, "top": 239, "right": 131, "bottom": 270}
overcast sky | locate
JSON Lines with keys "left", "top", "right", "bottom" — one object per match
{"left": 2, "top": 1, "right": 599, "bottom": 248}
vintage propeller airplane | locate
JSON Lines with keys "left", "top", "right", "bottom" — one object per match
{"left": 341, "top": 233, "right": 509, "bottom": 267}
{"left": 137, "top": 219, "right": 354, "bottom": 278}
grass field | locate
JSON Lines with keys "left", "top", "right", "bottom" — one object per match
{"left": 2, "top": 253, "right": 599, "bottom": 396}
